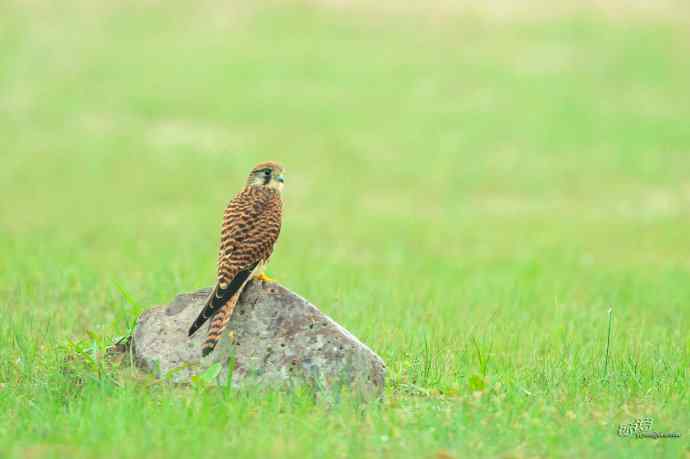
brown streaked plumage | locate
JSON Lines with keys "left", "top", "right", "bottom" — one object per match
{"left": 188, "top": 161, "right": 285, "bottom": 356}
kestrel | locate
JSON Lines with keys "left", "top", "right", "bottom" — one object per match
{"left": 188, "top": 161, "right": 285, "bottom": 356}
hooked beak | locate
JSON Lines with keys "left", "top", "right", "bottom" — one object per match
{"left": 276, "top": 175, "right": 285, "bottom": 183}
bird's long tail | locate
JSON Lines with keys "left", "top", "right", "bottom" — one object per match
{"left": 202, "top": 292, "right": 241, "bottom": 357}
{"left": 188, "top": 263, "right": 258, "bottom": 338}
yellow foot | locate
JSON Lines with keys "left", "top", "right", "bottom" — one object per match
{"left": 254, "top": 272, "right": 275, "bottom": 283}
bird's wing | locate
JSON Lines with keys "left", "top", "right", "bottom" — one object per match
{"left": 188, "top": 187, "right": 282, "bottom": 336}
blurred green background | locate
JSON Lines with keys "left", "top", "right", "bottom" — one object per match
{"left": 1, "top": 1, "right": 689, "bottom": 458}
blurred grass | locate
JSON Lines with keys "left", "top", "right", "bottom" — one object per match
{"left": 1, "top": 1, "right": 689, "bottom": 458}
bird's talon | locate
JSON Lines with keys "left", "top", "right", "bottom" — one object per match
{"left": 254, "top": 273, "right": 274, "bottom": 283}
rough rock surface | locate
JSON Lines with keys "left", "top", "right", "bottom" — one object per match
{"left": 132, "top": 280, "right": 385, "bottom": 396}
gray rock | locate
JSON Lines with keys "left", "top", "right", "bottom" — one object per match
{"left": 132, "top": 280, "right": 385, "bottom": 397}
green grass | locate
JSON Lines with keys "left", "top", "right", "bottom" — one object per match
{"left": 1, "top": 1, "right": 689, "bottom": 457}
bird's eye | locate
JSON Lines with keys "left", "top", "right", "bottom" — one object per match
{"left": 264, "top": 169, "right": 271, "bottom": 176}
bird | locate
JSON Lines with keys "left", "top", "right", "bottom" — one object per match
{"left": 188, "top": 161, "right": 285, "bottom": 357}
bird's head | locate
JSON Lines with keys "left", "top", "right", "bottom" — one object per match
{"left": 247, "top": 161, "right": 285, "bottom": 192}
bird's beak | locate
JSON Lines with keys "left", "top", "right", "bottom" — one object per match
{"left": 276, "top": 175, "right": 285, "bottom": 183}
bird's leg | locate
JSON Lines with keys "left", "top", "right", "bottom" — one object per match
{"left": 254, "top": 272, "right": 275, "bottom": 283}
